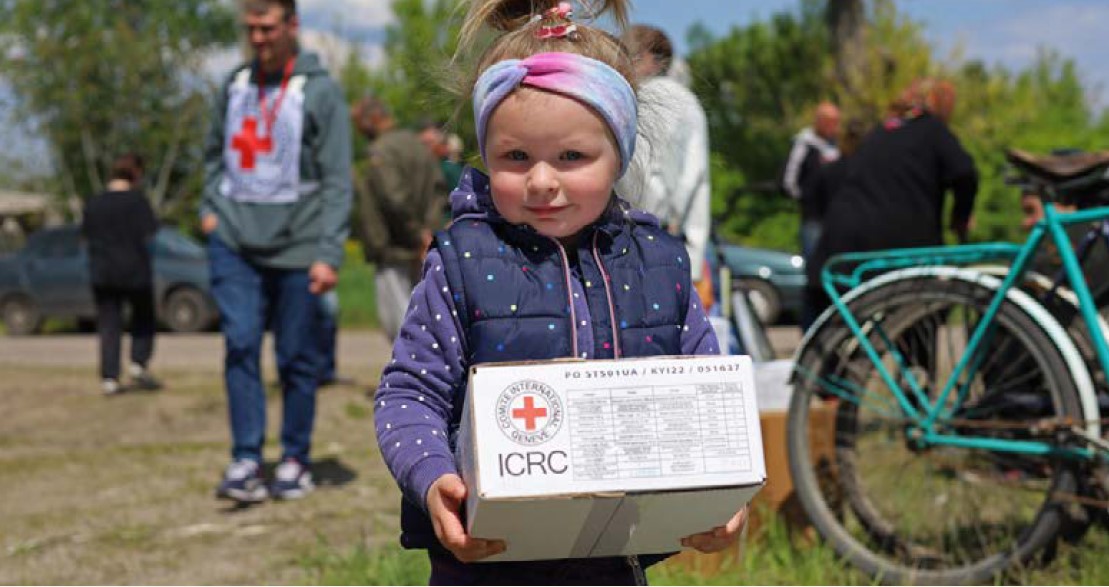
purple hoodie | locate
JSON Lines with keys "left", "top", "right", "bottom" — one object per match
{"left": 373, "top": 169, "right": 720, "bottom": 522}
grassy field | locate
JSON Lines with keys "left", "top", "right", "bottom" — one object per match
{"left": 296, "top": 505, "right": 1109, "bottom": 585}
{"left": 336, "top": 242, "right": 379, "bottom": 330}
{"left": 3, "top": 345, "right": 1109, "bottom": 585}
{"left": 5, "top": 243, "right": 1109, "bottom": 584}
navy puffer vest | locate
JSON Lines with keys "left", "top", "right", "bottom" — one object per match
{"left": 435, "top": 211, "right": 691, "bottom": 368}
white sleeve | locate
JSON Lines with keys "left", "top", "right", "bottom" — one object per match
{"left": 675, "top": 100, "right": 711, "bottom": 281}
{"left": 781, "top": 136, "right": 809, "bottom": 200}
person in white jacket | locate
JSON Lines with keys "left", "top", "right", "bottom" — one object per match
{"left": 617, "top": 25, "right": 711, "bottom": 285}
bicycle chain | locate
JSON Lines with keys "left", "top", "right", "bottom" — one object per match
{"left": 841, "top": 410, "right": 1109, "bottom": 507}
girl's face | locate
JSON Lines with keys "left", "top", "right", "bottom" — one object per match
{"left": 485, "top": 87, "right": 620, "bottom": 246}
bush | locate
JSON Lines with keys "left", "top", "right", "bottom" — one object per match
{"left": 337, "top": 241, "right": 379, "bottom": 329}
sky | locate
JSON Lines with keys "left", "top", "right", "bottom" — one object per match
{"left": 292, "top": 0, "right": 1109, "bottom": 102}
{"left": 5, "top": 0, "right": 1109, "bottom": 181}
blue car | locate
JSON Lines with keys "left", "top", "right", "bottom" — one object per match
{"left": 714, "top": 240, "right": 806, "bottom": 325}
{"left": 0, "top": 225, "right": 217, "bottom": 335}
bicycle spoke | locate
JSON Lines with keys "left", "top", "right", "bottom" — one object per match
{"left": 790, "top": 276, "right": 1082, "bottom": 583}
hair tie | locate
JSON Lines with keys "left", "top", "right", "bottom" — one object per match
{"left": 473, "top": 52, "right": 637, "bottom": 176}
{"left": 535, "top": 2, "right": 578, "bottom": 40}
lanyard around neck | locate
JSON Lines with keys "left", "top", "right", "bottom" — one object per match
{"left": 255, "top": 57, "right": 297, "bottom": 138}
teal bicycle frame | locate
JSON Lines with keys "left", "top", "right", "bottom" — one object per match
{"left": 818, "top": 202, "right": 1109, "bottom": 461}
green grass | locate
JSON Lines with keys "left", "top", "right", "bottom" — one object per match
{"left": 294, "top": 513, "right": 868, "bottom": 585}
{"left": 296, "top": 511, "right": 1109, "bottom": 585}
{"left": 300, "top": 540, "right": 430, "bottom": 586}
{"left": 337, "top": 241, "right": 379, "bottom": 329}
{"left": 649, "top": 515, "right": 870, "bottom": 585}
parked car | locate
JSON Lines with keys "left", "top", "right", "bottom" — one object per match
{"left": 714, "top": 240, "right": 806, "bottom": 325}
{"left": 0, "top": 225, "right": 217, "bottom": 335}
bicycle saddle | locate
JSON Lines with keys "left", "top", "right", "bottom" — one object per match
{"left": 1006, "top": 148, "right": 1109, "bottom": 181}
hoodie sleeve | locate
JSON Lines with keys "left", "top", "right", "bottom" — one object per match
{"left": 374, "top": 248, "right": 468, "bottom": 512}
{"left": 309, "top": 79, "right": 353, "bottom": 269}
{"left": 200, "top": 69, "right": 236, "bottom": 221}
{"left": 681, "top": 287, "right": 720, "bottom": 356}
{"left": 674, "top": 90, "right": 711, "bottom": 282}
{"left": 781, "top": 131, "right": 812, "bottom": 200}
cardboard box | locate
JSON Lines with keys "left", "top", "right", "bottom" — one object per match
{"left": 640, "top": 357, "right": 839, "bottom": 577}
{"left": 456, "top": 355, "right": 767, "bottom": 562}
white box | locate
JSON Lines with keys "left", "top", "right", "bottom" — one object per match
{"left": 456, "top": 355, "right": 766, "bottom": 562}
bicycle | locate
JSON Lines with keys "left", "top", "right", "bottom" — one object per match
{"left": 786, "top": 148, "right": 1109, "bottom": 584}
{"left": 706, "top": 228, "right": 777, "bottom": 363}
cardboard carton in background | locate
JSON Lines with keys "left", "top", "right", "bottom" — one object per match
{"left": 456, "top": 355, "right": 766, "bottom": 562}
{"left": 663, "top": 362, "right": 840, "bottom": 576}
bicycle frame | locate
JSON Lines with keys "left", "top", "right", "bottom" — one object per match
{"left": 818, "top": 202, "right": 1109, "bottom": 461}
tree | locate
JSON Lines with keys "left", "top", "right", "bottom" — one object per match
{"left": 0, "top": 0, "right": 236, "bottom": 222}
{"left": 685, "top": 0, "right": 1109, "bottom": 250}
{"left": 358, "top": 0, "right": 465, "bottom": 126}
{"left": 825, "top": 0, "right": 865, "bottom": 98}
{"left": 686, "top": 2, "right": 833, "bottom": 250}
{"left": 951, "top": 52, "right": 1109, "bottom": 243}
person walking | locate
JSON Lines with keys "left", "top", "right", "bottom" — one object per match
{"left": 617, "top": 24, "right": 712, "bottom": 290}
{"left": 798, "top": 117, "right": 867, "bottom": 330}
{"left": 81, "top": 153, "right": 162, "bottom": 396}
{"left": 418, "top": 120, "right": 465, "bottom": 193}
{"left": 351, "top": 96, "right": 445, "bottom": 342}
{"left": 782, "top": 101, "right": 841, "bottom": 263}
{"left": 200, "top": 0, "right": 352, "bottom": 503}
{"left": 806, "top": 79, "right": 978, "bottom": 320}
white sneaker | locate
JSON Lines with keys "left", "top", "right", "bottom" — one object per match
{"left": 272, "top": 459, "right": 314, "bottom": 500}
{"left": 216, "top": 459, "right": 268, "bottom": 503}
{"left": 128, "top": 363, "right": 162, "bottom": 391}
{"left": 102, "top": 379, "right": 122, "bottom": 395}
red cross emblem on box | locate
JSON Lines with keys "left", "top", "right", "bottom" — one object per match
{"left": 496, "top": 380, "right": 564, "bottom": 446}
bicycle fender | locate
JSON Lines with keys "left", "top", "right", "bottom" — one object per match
{"left": 793, "top": 265, "right": 1101, "bottom": 438}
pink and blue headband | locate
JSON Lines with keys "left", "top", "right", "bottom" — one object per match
{"left": 473, "top": 52, "right": 637, "bottom": 176}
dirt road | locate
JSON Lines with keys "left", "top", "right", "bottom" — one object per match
{"left": 0, "top": 328, "right": 801, "bottom": 584}
{"left": 0, "top": 330, "right": 399, "bottom": 585}
{"left": 0, "top": 328, "right": 801, "bottom": 370}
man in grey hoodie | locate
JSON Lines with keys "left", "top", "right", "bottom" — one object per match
{"left": 200, "top": 0, "right": 351, "bottom": 503}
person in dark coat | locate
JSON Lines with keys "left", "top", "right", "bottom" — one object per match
{"left": 798, "top": 117, "right": 868, "bottom": 330}
{"left": 805, "top": 79, "right": 979, "bottom": 324}
{"left": 351, "top": 96, "right": 446, "bottom": 342}
{"left": 80, "top": 153, "right": 162, "bottom": 395}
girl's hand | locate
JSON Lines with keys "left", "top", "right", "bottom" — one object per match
{"left": 680, "top": 506, "right": 749, "bottom": 554}
{"left": 427, "top": 474, "right": 507, "bottom": 562}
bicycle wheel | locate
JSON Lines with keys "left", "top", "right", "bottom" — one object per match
{"left": 978, "top": 264, "right": 1109, "bottom": 399}
{"left": 789, "top": 269, "right": 1087, "bottom": 584}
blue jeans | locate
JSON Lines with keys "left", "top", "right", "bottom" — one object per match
{"left": 800, "top": 219, "right": 822, "bottom": 262}
{"left": 208, "top": 236, "right": 320, "bottom": 464}
{"left": 799, "top": 219, "right": 824, "bottom": 332}
{"left": 316, "top": 290, "right": 338, "bottom": 382}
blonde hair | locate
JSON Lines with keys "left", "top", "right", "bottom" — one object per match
{"left": 456, "top": 0, "right": 636, "bottom": 93}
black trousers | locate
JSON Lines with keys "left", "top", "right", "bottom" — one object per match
{"left": 93, "top": 285, "right": 156, "bottom": 380}
{"left": 428, "top": 553, "right": 641, "bottom": 586}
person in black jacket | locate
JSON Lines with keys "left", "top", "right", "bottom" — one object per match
{"left": 804, "top": 79, "right": 979, "bottom": 325}
{"left": 81, "top": 153, "right": 162, "bottom": 395}
{"left": 798, "top": 117, "right": 868, "bottom": 330}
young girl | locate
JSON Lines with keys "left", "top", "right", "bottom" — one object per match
{"left": 374, "top": 1, "right": 747, "bottom": 583}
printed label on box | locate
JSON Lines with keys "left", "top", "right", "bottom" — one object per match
{"left": 466, "top": 356, "right": 765, "bottom": 499}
